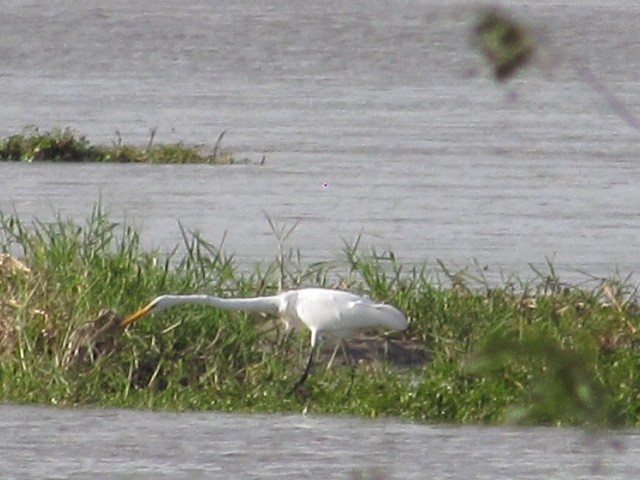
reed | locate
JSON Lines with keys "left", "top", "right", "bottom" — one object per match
{"left": 1, "top": 206, "right": 638, "bottom": 426}
{"left": 0, "top": 126, "right": 240, "bottom": 164}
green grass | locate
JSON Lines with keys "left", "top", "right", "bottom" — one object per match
{"left": 0, "top": 126, "right": 240, "bottom": 164}
{"left": 1, "top": 206, "right": 639, "bottom": 427}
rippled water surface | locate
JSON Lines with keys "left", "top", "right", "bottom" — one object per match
{"left": 1, "top": 404, "right": 638, "bottom": 480}
{"left": 2, "top": 0, "right": 640, "bottom": 281}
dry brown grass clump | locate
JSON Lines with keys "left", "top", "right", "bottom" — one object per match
{"left": 1, "top": 253, "right": 127, "bottom": 368}
{"left": 0, "top": 253, "right": 32, "bottom": 355}
{"left": 61, "top": 309, "right": 125, "bottom": 369}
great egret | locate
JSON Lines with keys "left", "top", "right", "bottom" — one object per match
{"left": 121, "top": 288, "right": 408, "bottom": 390}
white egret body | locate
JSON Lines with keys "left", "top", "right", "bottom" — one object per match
{"left": 122, "top": 288, "right": 408, "bottom": 390}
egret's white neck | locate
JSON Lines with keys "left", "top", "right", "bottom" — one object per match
{"left": 154, "top": 294, "right": 284, "bottom": 315}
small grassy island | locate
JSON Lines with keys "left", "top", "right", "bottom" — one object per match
{"left": 0, "top": 127, "right": 239, "bottom": 164}
{"left": 1, "top": 207, "right": 639, "bottom": 427}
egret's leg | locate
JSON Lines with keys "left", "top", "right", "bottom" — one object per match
{"left": 291, "top": 343, "right": 318, "bottom": 392}
{"left": 341, "top": 341, "right": 354, "bottom": 368}
{"left": 343, "top": 342, "right": 357, "bottom": 392}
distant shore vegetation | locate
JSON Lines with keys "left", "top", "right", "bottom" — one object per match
{"left": 1, "top": 206, "right": 639, "bottom": 427}
{"left": 0, "top": 126, "right": 241, "bottom": 164}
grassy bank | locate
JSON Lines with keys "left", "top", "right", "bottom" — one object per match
{"left": 0, "top": 127, "right": 239, "bottom": 164}
{"left": 1, "top": 207, "right": 639, "bottom": 427}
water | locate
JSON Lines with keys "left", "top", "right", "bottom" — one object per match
{"left": 2, "top": 0, "right": 640, "bottom": 281}
{"left": 2, "top": 2, "right": 640, "bottom": 476}
{"left": 0, "top": 404, "right": 637, "bottom": 480}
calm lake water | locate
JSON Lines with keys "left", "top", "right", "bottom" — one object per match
{"left": 0, "top": 404, "right": 638, "bottom": 480}
{"left": 2, "top": 0, "right": 640, "bottom": 283}
{"left": 2, "top": 1, "right": 640, "bottom": 477}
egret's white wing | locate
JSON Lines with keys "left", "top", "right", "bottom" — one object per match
{"left": 293, "top": 289, "right": 407, "bottom": 336}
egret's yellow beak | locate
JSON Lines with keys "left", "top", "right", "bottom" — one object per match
{"left": 121, "top": 303, "right": 155, "bottom": 327}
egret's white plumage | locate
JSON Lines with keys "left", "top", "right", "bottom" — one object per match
{"left": 121, "top": 288, "right": 408, "bottom": 390}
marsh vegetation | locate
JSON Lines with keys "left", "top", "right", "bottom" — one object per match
{"left": 1, "top": 207, "right": 638, "bottom": 427}
{"left": 0, "top": 127, "right": 239, "bottom": 164}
